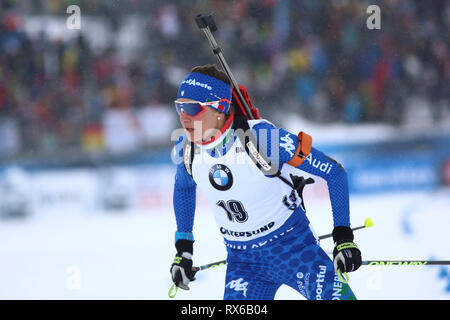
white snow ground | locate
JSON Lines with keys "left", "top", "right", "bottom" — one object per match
{"left": 0, "top": 186, "right": 449, "bottom": 300}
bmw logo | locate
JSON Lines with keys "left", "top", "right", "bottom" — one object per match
{"left": 209, "top": 164, "right": 233, "bottom": 191}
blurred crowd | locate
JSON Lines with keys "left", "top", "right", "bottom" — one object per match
{"left": 0, "top": 0, "right": 449, "bottom": 158}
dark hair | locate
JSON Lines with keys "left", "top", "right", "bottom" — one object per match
{"left": 191, "top": 64, "right": 231, "bottom": 86}
{"left": 191, "top": 64, "right": 234, "bottom": 116}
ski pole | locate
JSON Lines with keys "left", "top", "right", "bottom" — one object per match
{"left": 192, "top": 218, "right": 374, "bottom": 274}
{"left": 169, "top": 259, "right": 450, "bottom": 297}
{"left": 317, "top": 217, "right": 374, "bottom": 242}
{"left": 169, "top": 219, "right": 373, "bottom": 297}
{"left": 337, "top": 259, "right": 450, "bottom": 284}
{"left": 362, "top": 260, "right": 450, "bottom": 265}
{"left": 195, "top": 13, "right": 255, "bottom": 119}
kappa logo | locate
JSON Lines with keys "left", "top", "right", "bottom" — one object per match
{"left": 225, "top": 278, "right": 249, "bottom": 297}
{"left": 280, "top": 133, "right": 296, "bottom": 157}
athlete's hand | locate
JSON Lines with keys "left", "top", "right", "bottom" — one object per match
{"left": 170, "top": 240, "right": 195, "bottom": 290}
{"left": 332, "top": 226, "right": 362, "bottom": 273}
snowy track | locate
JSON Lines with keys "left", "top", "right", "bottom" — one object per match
{"left": 0, "top": 189, "right": 449, "bottom": 300}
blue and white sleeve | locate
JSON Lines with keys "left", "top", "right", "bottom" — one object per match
{"left": 297, "top": 147, "right": 351, "bottom": 227}
{"left": 172, "top": 138, "right": 197, "bottom": 243}
{"left": 252, "top": 121, "right": 350, "bottom": 227}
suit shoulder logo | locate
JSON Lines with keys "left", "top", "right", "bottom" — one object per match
{"left": 280, "top": 133, "right": 296, "bottom": 157}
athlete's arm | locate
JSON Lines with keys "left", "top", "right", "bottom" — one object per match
{"left": 170, "top": 138, "right": 197, "bottom": 291}
{"left": 173, "top": 139, "right": 197, "bottom": 242}
{"left": 296, "top": 147, "right": 350, "bottom": 227}
{"left": 252, "top": 121, "right": 350, "bottom": 227}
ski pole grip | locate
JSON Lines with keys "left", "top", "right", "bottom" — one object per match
{"left": 195, "top": 13, "right": 217, "bottom": 32}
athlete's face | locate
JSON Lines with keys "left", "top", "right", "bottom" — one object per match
{"left": 178, "top": 98, "right": 225, "bottom": 143}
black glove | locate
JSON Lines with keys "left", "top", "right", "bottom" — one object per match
{"left": 170, "top": 240, "right": 195, "bottom": 290}
{"left": 289, "top": 174, "right": 314, "bottom": 210}
{"left": 290, "top": 174, "right": 315, "bottom": 193}
{"left": 332, "top": 226, "right": 362, "bottom": 273}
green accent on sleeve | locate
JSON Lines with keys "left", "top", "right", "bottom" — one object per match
{"left": 173, "top": 257, "right": 182, "bottom": 265}
{"left": 336, "top": 242, "right": 359, "bottom": 251}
